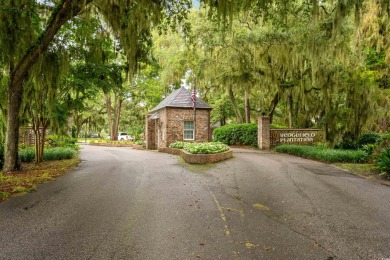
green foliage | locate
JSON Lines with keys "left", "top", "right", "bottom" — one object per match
{"left": 47, "top": 135, "right": 79, "bottom": 149}
{"left": 183, "top": 142, "right": 230, "bottom": 154}
{"left": 169, "top": 141, "right": 186, "bottom": 149}
{"left": 169, "top": 141, "right": 230, "bottom": 154}
{"left": 213, "top": 124, "right": 258, "bottom": 147}
{"left": 378, "top": 133, "right": 390, "bottom": 149}
{"left": 358, "top": 132, "right": 382, "bottom": 147}
{"left": 19, "top": 148, "right": 35, "bottom": 163}
{"left": 361, "top": 144, "right": 376, "bottom": 156}
{"left": 275, "top": 145, "right": 369, "bottom": 163}
{"left": 12, "top": 185, "right": 35, "bottom": 193}
{"left": 19, "top": 147, "right": 77, "bottom": 163}
{"left": 376, "top": 149, "right": 390, "bottom": 179}
{"left": 0, "top": 191, "right": 10, "bottom": 200}
{"left": 336, "top": 132, "right": 383, "bottom": 151}
{"left": 43, "top": 147, "right": 76, "bottom": 161}
{"left": 335, "top": 139, "right": 356, "bottom": 150}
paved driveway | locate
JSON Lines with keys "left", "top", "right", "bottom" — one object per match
{"left": 0, "top": 145, "right": 389, "bottom": 259}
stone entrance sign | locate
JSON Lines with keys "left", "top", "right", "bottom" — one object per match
{"left": 258, "top": 116, "right": 324, "bottom": 149}
{"left": 270, "top": 129, "right": 323, "bottom": 148}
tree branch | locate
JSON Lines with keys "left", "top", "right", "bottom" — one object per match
{"left": 12, "top": 0, "right": 92, "bottom": 89}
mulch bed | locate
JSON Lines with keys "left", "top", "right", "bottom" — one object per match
{"left": 0, "top": 158, "right": 80, "bottom": 202}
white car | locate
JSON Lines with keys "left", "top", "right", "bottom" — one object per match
{"left": 118, "top": 132, "right": 134, "bottom": 141}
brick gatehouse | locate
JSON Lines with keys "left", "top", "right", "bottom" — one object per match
{"left": 145, "top": 87, "right": 212, "bottom": 150}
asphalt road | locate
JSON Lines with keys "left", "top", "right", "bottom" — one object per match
{"left": 0, "top": 145, "right": 389, "bottom": 260}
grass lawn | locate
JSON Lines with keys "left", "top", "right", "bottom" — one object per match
{"left": 333, "top": 163, "right": 390, "bottom": 186}
{"left": 0, "top": 157, "right": 80, "bottom": 202}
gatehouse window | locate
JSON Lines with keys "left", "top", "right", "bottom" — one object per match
{"left": 183, "top": 121, "right": 194, "bottom": 140}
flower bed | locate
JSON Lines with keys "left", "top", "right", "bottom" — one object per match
{"left": 169, "top": 142, "right": 230, "bottom": 154}
{"left": 160, "top": 142, "right": 233, "bottom": 164}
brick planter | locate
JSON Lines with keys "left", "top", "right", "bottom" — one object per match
{"left": 89, "top": 142, "right": 144, "bottom": 149}
{"left": 158, "top": 147, "right": 182, "bottom": 155}
{"left": 159, "top": 148, "right": 233, "bottom": 164}
{"left": 89, "top": 142, "right": 132, "bottom": 147}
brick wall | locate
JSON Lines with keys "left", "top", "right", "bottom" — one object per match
{"left": 165, "top": 108, "right": 211, "bottom": 148}
{"left": 145, "top": 115, "right": 157, "bottom": 150}
{"left": 147, "top": 107, "right": 211, "bottom": 149}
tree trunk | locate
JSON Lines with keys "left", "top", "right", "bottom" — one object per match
{"left": 288, "top": 90, "right": 293, "bottom": 128}
{"left": 312, "top": 0, "right": 319, "bottom": 23}
{"left": 32, "top": 118, "right": 41, "bottom": 164}
{"left": 40, "top": 122, "right": 48, "bottom": 163}
{"left": 36, "top": 121, "right": 49, "bottom": 164}
{"left": 228, "top": 84, "right": 243, "bottom": 123}
{"left": 34, "top": 128, "right": 44, "bottom": 164}
{"left": 106, "top": 94, "right": 116, "bottom": 140}
{"left": 4, "top": 0, "right": 90, "bottom": 173}
{"left": 74, "top": 113, "right": 83, "bottom": 138}
{"left": 4, "top": 77, "right": 24, "bottom": 172}
{"left": 268, "top": 91, "right": 281, "bottom": 124}
{"left": 244, "top": 86, "right": 251, "bottom": 123}
{"left": 106, "top": 91, "right": 124, "bottom": 141}
{"left": 113, "top": 93, "right": 123, "bottom": 139}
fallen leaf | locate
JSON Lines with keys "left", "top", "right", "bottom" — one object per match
{"left": 246, "top": 242, "right": 255, "bottom": 248}
{"left": 252, "top": 203, "right": 270, "bottom": 211}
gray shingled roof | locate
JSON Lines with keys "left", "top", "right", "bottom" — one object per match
{"left": 150, "top": 87, "right": 212, "bottom": 112}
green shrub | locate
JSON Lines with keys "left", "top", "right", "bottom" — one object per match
{"left": 47, "top": 135, "right": 78, "bottom": 149}
{"left": 335, "top": 139, "right": 358, "bottom": 150}
{"left": 335, "top": 132, "right": 358, "bottom": 150}
{"left": 335, "top": 132, "right": 382, "bottom": 151}
{"left": 361, "top": 144, "right": 376, "bottom": 156}
{"left": 169, "top": 141, "right": 186, "bottom": 149}
{"left": 376, "top": 149, "right": 390, "bottom": 179}
{"left": 43, "top": 147, "right": 76, "bottom": 160}
{"left": 183, "top": 142, "right": 230, "bottom": 154}
{"left": 19, "top": 148, "right": 35, "bottom": 163}
{"left": 358, "top": 132, "right": 382, "bottom": 147}
{"left": 0, "top": 191, "right": 10, "bottom": 200}
{"left": 169, "top": 141, "right": 230, "bottom": 154}
{"left": 379, "top": 133, "right": 390, "bottom": 149}
{"left": 213, "top": 124, "right": 258, "bottom": 147}
{"left": 275, "top": 144, "right": 368, "bottom": 163}
{"left": 19, "top": 147, "right": 77, "bottom": 162}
